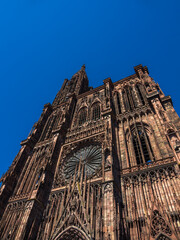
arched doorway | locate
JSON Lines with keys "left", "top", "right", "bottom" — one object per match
{"left": 55, "top": 226, "right": 90, "bottom": 240}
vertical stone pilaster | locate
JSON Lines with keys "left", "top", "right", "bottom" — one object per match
{"left": 15, "top": 200, "right": 35, "bottom": 240}
{"left": 119, "top": 89, "right": 126, "bottom": 113}
{"left": 103, "top": 181, "right": 116, "bottom": 240}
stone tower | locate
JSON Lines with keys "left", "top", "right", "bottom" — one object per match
{"left": 0, "top": 64, "right": 180, "bottom": 240}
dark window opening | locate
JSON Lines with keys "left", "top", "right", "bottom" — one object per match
{"left": 79, "top": 109, "right": 87, "bottom": 125}
{"left": 145, "top": 82, "right": 149, "bottom": 87}
{"left": 122, "top": 91, "right": 130, "bottom": 112}
{"left": 133, "top": 135, "right": 143, "bottom": 164}
{"left": 132, "top": 128, "right": 153, "bottom": 165}
{"left": 92, "top": 104, "right": 100, "bottom": 120}
{"left": 140, "top": 133, "right": 151, "bottom": 162}
{"left": 117, "top": 93, "right": 121, "bottom": 114}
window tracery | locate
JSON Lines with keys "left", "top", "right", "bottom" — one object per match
{"left": 122, "top": 166, "right": 179, "bottom": 239}
{"left": 121, "top": 85, "right": 139, "bottom": 112}
{"left": 92, "top": 103, "right": 100, "bottom": 120}
{"left": 127, "top": 124, "right": 154, "bottom": 165}
{"left": 115, "top": 84, "right": 146, "bottom": 114}
{"left": 125, "top": 86, "right": 133, "bottom": 111}
{"left": 151, "top": 210, "right": 172, "bottom": 238}
{"left": 122, "top": 90, "right": 130, "bottom": 112}
{"left": 78, "top": 108, "right": 87, "bottom": 126}
{"left": 63, "top": 145, "right": 102, "bottom": 180}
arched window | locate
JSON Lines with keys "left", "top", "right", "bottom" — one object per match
{"left": 92, "top": 104, "right": 100, "bottom": 120}
{"left": 133, "top": 132, "right": 143, "bottom": 164}
{"left": 151, "top": 210, "right": 172, "bottom": 239}
{"left": 78, "top": 108, "right": 87, "bottom": 125}
{"left": 132, "top": 127, "right": 154, "bottom": 165}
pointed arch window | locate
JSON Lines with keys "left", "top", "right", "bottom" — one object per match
{"left": 92, "top": 104, "right": 101, "bottom": 120}
{"left": 151, "top": 210, "right": 172, "bottom": 239}
{"left": 132, "top": 127, "right": 154, "bottom": 165}
{"left": 78, "top": 108, "right": 87, "bottom": 125}
{"left": 133, "top": 132, "right": 143, "bottom": 164}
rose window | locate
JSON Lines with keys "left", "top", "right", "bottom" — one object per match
{"left": 64, "top": 145, "right": 102, "bottom": 179}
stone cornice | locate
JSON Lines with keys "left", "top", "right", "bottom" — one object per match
{"left": 161, "top": 95, "right": 173, "bottom": 105}
{"left": 76, "top": 73, "right": 139, "bottom": 100}
{"left": 120, "top": 157, "right": 176, "bottom": 176}
{"left": 113, "top": 73, "right": 137, "bottom": 86}
{"left": 116, "top": 104, "right": 151, "bottom": 120}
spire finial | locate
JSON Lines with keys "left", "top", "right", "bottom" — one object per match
{"left": 81, "top": 64, "right": 86, "bottom": 70}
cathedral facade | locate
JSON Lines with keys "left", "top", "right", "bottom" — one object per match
{"left": 0, "top": 64, "right": 180, "bottom": 240}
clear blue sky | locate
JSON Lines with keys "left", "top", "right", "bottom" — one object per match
{"left": 0, "top": 0, "right": 180, "bottom": 178}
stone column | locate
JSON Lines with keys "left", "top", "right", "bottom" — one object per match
{"left": 119, "top": 89, "right": 126, "bottom": 113}
{"left": 102, "top": 181, "right": 116, "bottom": 240}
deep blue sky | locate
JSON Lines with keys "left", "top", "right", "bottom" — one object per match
{"left": 0, "top": 0, "right": 180, "bottom": 179}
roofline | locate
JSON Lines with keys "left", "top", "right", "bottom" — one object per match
{"left": 113, "top": 73, "right": 137, "bottom": 86}
{"left": 77, "top": 85, "right": 105, "bottom": 99}
{"left": 77, "top": 73, "right": 138, "bottom": 99}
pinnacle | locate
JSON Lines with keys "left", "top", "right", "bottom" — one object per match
{"left": 81, "top": 64, "right": 86, "bottom": 70}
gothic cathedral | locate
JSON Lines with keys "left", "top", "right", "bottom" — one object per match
{"left": 0, "top": 65, "right": 180, "bottom": 240}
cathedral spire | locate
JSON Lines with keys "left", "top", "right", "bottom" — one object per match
{"left": 52, "top": 65, "right": 89, "bottom": 106}
{"left": 81, "top": 64, "right": 85, "bottom": 71}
